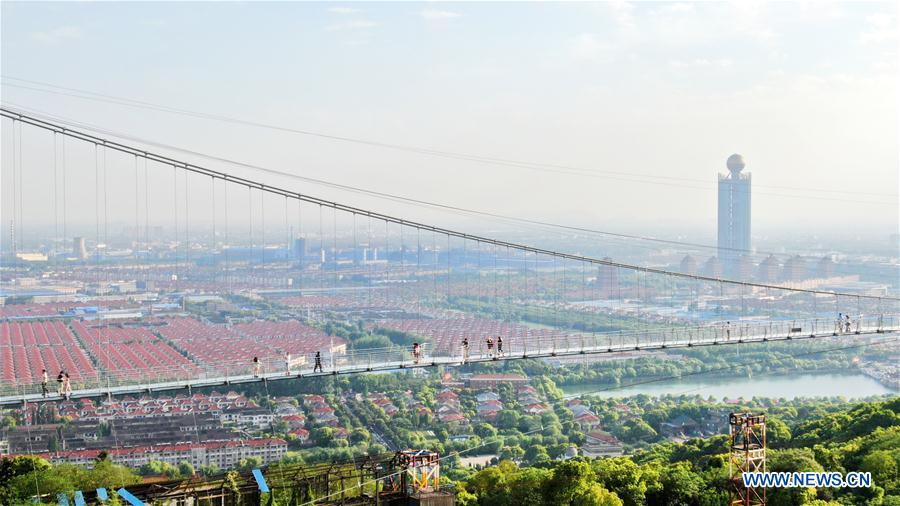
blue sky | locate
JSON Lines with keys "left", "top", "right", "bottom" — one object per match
{"left": 1, "top": 1, "right": 897, "bottom": 236}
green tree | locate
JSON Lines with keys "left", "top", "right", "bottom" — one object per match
{"left": 766, "top": 417, "right": 792, "bottom": 447}
{"left": 543, "top": 459, "right": 597, "bottom": 505}
{"left": 647, "top": 462, "right": 704, "bottom": 506}
{"left": 0, "top": 456, "right": 52, "bottom": 504}
{"left": 350, "top": 428, "right": 371, "bottom": 445}
{"left": 592, "top": 457, "right": 648, "bottom": 506}
{"left": 200, "top": 464, "right": 221, "bottom": 477}
{"left": 6, "top": 468, "right": 76, "bottom": 504}
{"left": 500, "top": 445, "right": 525, "bottom": 462}
{"left": 239, "top": 457, "right": 263, "bottom": 471}
{"left": 475, "top": 423, "right": 499, "bottom": 439}
{"left": 508, "top": 467, "right": 551, "bottom": 506}
{"left": 524, "top": 445, "right": 550, "bottom": 464}
{"left": 574, "top": 482, "right": 624, "bottom": 506}
{"left": 860, "top": 450, "right": 898, "bottom": 491}
{"left": 78, "top": 460, "right": 140, "bottom": 491}
{"left": 178, "top": 461, "right": 196, "bottom": 477}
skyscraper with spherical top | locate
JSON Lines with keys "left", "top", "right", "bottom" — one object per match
{"left": 717, "top": 154, "right": 751, "bottom": 278}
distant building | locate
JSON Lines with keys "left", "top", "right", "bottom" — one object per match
{"left": 13, "top": 438, "right": 288, "bottom": 469}
{"left": 703, "top": 256, "right": 723, "bottom": 279}
{"left": 816, "top": 256, "right": 836, "bottom": 278}
{"left": 757, "top": 255, "right": 780, "bottom": 282}
{"left": 15, "top": 252, "right": 47, "bottom": 262}
{"left": 73, "top": 237, "right": 87, "bottom": 260}
{"left": 717, "top": 154, "right": 751, "bottom": 277}
{"left": 292, "top": 237, "right": 307, "bottom": 261}
{"left": 679, "top": 255, "right": 698, "bottom": 276}
{"left": 467, "top": 374, "right": 528, "bottom": 389}
{"left": 782, "top": 255, "right": 807, "bottom": 282}
{"left": 581, "top": 430, "right": 623, "bottom": 457}
{"left": 736, "top": 255, "right": 754, "bottom": 280}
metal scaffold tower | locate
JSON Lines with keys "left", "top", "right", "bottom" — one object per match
{"left": 729, "top": 412, "right": 767, "bottom": 506}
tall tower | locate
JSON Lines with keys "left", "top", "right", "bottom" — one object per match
{"left": 718, "top": 154, "right": 751, "bottom": 278}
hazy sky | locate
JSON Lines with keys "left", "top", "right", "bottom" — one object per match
{"left": 1, "top": 1, "right": 897, "bottom": 240}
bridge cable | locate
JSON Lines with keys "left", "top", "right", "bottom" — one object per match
{"left": 1, "top": 107, "right": 896, "bottom": 304}
{"left": 1, "top": 98, "right": 896, "bottom": 281}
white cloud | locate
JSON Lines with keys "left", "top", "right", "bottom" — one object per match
{"left": 420, "top": 9, "right": 461, "bottom": 20}
{"left": 669, "top": 58, "right": 733, "bottom": 69}
{"left": 860, "top": 13, "right": 897, "bottom": 46}
{"left": 568, "top": 33, "right": 614, "bottom": 63}
{"left": 729, "top": 2, "right": 779, "bottom": 46}
{"left": 31, "top": 26, "right": 83, "bottom": 45}
{"left": 329, "top": 7, "right": 361, "bottom": 15}
{"left": 651, "top": 2, "right": 694, "bottom": 16}
{"left": 325, "top": 19, "right": 378, "bottom": 32}
{"left": 607, "top": 0, "right": 636, "bottom": 31}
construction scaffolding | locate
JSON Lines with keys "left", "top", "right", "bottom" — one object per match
{"left": 43, "top": 451, "right": 454, "bottom": 506}
{"left": 729, "top": 412, "right": 767, "bottom": 506}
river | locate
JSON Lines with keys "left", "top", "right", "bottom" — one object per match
{"left": 561, "top": 372, "right": 897, "bottom": 399}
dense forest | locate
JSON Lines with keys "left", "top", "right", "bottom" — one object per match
{"left": 451, "top": 397, "right": 900, "bottom": 506}
{"left": 2, "top": 398, "right": 897, "bottom": 505}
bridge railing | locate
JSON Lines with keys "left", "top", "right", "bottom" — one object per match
{"left": 1, "top": 314, "right": 895, "bottom": 401}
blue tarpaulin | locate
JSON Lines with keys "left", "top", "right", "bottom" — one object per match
{"left": 252, "top": 468, "right": 270, "bottom": 493}
{"left": 116, "top": 488, "right": 145, "bottom": 506}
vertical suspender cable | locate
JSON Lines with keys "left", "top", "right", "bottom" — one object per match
{"left": 332, "top": 207, "right": 337, "bottom": 296}
{"left": 367, "top": 214, "right": 373, "bottom": 309}
{"left": 211, "top": 176, "right": 217, "bottom": 285}
{"left": 261, "top": 187, "right": 265, "bottom": 266}
{"left": 223, "top": 179, "right": 229, "bottom": 289}
{"left": 62, "top": 135, "right": 67, "bottom": 272}
{"left": 432, "top": 229, "right": 438, "bottom": 307}
{"left": 134, "top": 155, "right": 139, "bottom": 273}
{"left": 446, "top": 233, "right": 451, "bottom": 303}
{"left": 173, "top": 165, "right": 180, "bottom": 293}
{"left": 297, "top": 197, "right": 303, "bottom": 291}
{"left": 53, "top": 133, "right": 58, "bottom": 270}
{"left": 249, "top": 186, "right": 254, "bottom": 286}
{"left": 319, "top": 205, "right": 324, "bottom": 294}
{"left": 284, "top": 195, "right": 289, "bottom": 288}
{"left": 185, "top": 170, "right": 190, "bottom": 270}
{"left": 144, "top": 158, "right": 149, "bottom": 287}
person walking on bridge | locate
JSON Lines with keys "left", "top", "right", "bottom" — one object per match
{"left": 837, "top": 313, "right": 844, "bottom": 333}
{"left": 497, "top": 336, "right": 504, "bottom": 357}
{"left": 845, "top": 314, "right": 852, "bottom": 333}
{"left": 252, "top": 356, "right": 261, "bottom": 378}
{"left": 413, "top": 342, "right": 421, "bottom": 364}
{"left": 41, "top": 369, "right": 49, "bottom": 398}
{"left": 63, "top": 373, "right": 72, "bottom": 401}
{"left": 461, "top": 337, "right": 469, "bottom": 364}
{"left": 285, "top": 352, "right": 292, "bottom": 376}
{"left": 56, "top": 370, "right": 65, "bottom": 396}
{"left": 486, "top": 337, "right": 494, "bottom": 358}
{"left": 313, "top": 351, "right": 323, "bottom": 373}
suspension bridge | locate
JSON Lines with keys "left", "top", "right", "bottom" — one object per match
{"left": 1, "top": 107, "right": 898, "bottom": 407}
